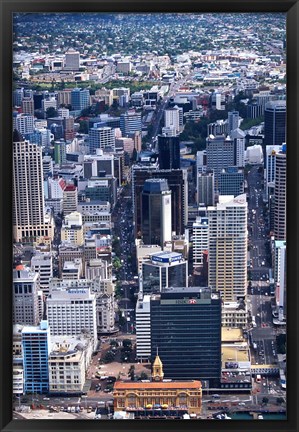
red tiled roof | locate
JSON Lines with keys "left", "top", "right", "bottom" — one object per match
{"left": 64, "top": 185, "right": 77, "bottom": 192}
{"left": 114, "top": 381, "right": 201, "bottom": 390}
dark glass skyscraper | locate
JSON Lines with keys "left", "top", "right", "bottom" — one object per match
{"left": 158, "top": 135, "right": 180, "bottom": 170}
{"left": 141, "top": 179, "right": 172, "bottom": 246}
{"left": 264, "top": 100, "right": 286, "bottom": 146}
{"left": 150, "top": 287, "right": 222, "bottom": 386}
{"left": 132, "top": 167, "right": 188, "bottom": 238}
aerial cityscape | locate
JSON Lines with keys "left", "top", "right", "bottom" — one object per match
{"left": 12, "top": 12, "right": 287, "bottom": 421}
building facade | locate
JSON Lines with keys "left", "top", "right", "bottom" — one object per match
{"left": 207, "top": 194, "right": 248, "bottom": 302}
{"left": 22, "top": 320, "right": 51, "bottom": 394}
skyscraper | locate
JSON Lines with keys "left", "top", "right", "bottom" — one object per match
{"left": 274, "top": 145, "right": 286, "bottom": 240}
{"left": 71, "top": 88, "right": 90, "bottom": 111}
{"left": 192, "top": 216, "right": 209, "bottom": 268}
{"left": 120, "top": 111, "right": 142, "bottom": 136}
{"left": 150, "top": 287, "right": 221, "bottom": 385}
{"left": 227, "top": 111, "right": 239, "bottom": 135}
{"left": 206, "top": 135, "right": 235, "bottom": 189}
{"left": 141, "top": 179, "right": 172, "bottom": 247}
{"left": 22, "top": 320, "right": 51, "bottom": 394}
{"left": 132, "top": 167, "right": 188, "bottom": 238}
{"left": 196, "top": 169, "right": 215, "bottom": 206}
{"left": 207, "top": 194, "right": 248, "bottom": 302}
{"left": 230, "top": 128, "right": 246, "bottom": 168}
{"left": 13, "top": 130, "right": 54, "bottom": 243}
{"left": 13, "top": 265, "right": 40, "bottom": 325}
{"left": 164, "top": 105, "right": 183, "bottom": 134}
{"left": 158, "top": 135, "right": 180, "bottom": 170}
{"left": 64, "top": 50, "right": 80, "bottom": 70}
{"left": 264, "top": 100, "right": 286, "bottom": 146}
{"left": 219, "top": 167, "right": 245, "bottom": 197}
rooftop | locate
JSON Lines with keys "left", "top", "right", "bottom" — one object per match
{"left": 114, "top": 380, "right": 201, "bottom": 390}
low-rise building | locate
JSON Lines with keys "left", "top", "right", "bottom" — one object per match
{"left": 48, "top": 334, "right": 93, "bottom": 394}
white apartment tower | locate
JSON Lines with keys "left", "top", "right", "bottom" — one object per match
{"left": 207, "top": 194, "right": 248, "bottom": 302}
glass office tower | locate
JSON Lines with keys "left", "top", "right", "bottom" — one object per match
{"left": 150, "top": 287, "right": 221, "bottom": 387}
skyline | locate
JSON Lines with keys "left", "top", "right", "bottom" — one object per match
{"left": 10, "top": 12, "right": 288, "bottom": 422}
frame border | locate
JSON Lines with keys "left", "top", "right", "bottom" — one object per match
{"left": 1, "top": 1, "right": 298, "bottom": 432}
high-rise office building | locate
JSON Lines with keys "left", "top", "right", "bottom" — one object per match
{"left": 71, "top": 88, "right": 90, "bottom": 111}
{"left": 206, "top": 135, "right": 235, "bottom": 189}
{"left": 132, "top": 167, "right": 188, "bottom": 238}
{"left": 142, "top": 252, "right": 188, "bottom": 294}
{"left": 192, "top": 216, "right": 209, "bottom": 267}
{"left": 13, "top": 266, "right": 40, "bottom": 325}
{"left": 46, "top": 287, "right": 97, "bottom": 346}
{"left": 265, "top": 145, "right": 281, "bottom": 199}
{"left": 22, "top": 320, "right": 51, "bottom": 393}
{"left": 219, "top": 167, "right": 245, "bottom": 197}
{"left": 13, "top": 130, "right": 54, "bottom": 243}
{"left": 207, "top": 194, "right": 248, "bottom": 302}
{"left": 64, "top": 50, "right": 80, "bottom": 70}
{"left": 196, "top": 169, "right": 214, "bottom": 206}
{"left": 158, "top": 135, "right": 180, "bottom": 170}
{"left": 89, "top": 126, "right": 115, "bottom": 154}
{"left": 141, "top": 179, "right": 172, "bottom": 247}
{"left": 227, "top": 111, "right": 239, "bottom": 135}
{"left": 264, "top": 100, "right": 286, "bottom": 146}
{"left": 120, "top": 111, "right": 142, "bottom": 136}
{"left": 274, "top": 145, "right": 286, "bottom": 240}
{"left": 150, "top": 287, "right": 221, "bottom": 385}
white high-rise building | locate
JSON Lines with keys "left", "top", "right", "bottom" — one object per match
{"left": 192, "top": 216, "right": 209, "bottom": 267}
{"left": 164, "top": 105, "right": 183, "bottom": 134}
{"left": 13, "top": 131, "right": 54, "bottom": 242}
{"left": 135, "top": 294, "right": 151, "bottom": 361}
{"left": 230, "top": 128, "right": 246, "bottom": 168}
{"left": 46, "top": 287, "right": 97, "bottom": 348}
{"left": 207, "top": 194, "right": 248, "bottom": 301}
{"left": 14, "top": 114, "right": 35, "bottom": 135}
{"left": 274, "top": 146, "right": 286, "bottom": 240}
{"left": 265, "top": 145, "right": 281, "bottom": 199}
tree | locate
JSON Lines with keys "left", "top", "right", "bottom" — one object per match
{"left": 103, "top": 350, "right": 115, "bottom": 363}
{"left": 78, "top": 120, "right": 89, "bottom": 134}
{"left": 262, "top": 397, "right": 269, "bottom": 405}
{"left": 110, "top": 339, "right": 119, "bottom": 348}
{"left": 140, "top": 371, "right": 149, "bottom": 380}
{"left": 46, "top": 106, "right": 58, "bottom": 119}
{"left": 128, "top": 365, "right": 135, "bottom": 381}
{"left": 276, "top": 397, "right": 284, "bottom": 405}
{"left": 122, "top": 339, "right": 132, "bottom": 349}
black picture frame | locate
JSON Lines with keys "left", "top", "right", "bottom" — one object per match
{"left": 1, "top": 1, "right": 298, "bottom": 432}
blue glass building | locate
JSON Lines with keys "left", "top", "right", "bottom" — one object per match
{"left": 22, "top": 320, "right": 51, "bottom": 394}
